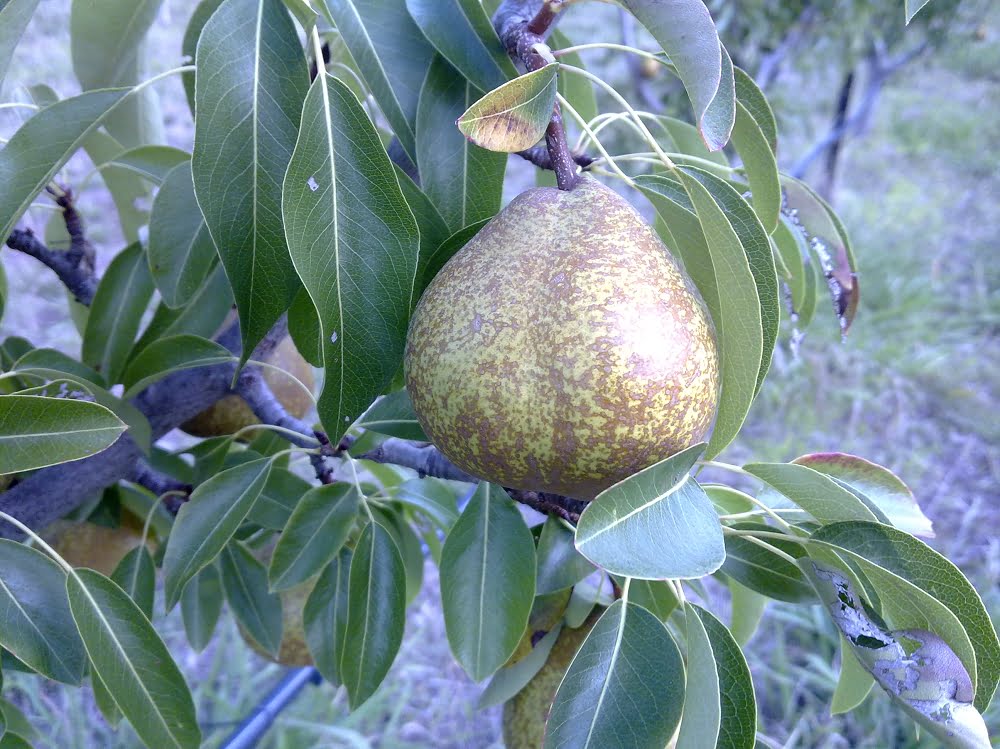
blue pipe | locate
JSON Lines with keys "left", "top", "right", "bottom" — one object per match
{"left": 218, "top": 667, "right": 323, "bottom": 749}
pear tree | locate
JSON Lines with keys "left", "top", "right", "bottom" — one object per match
{"left": 0, "top": 0, "right": 995, "bottom": 747}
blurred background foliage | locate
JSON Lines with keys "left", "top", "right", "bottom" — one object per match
{"left": 0, "top": 0, "right": 997, "bottom": 746}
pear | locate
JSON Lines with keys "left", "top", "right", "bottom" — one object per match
{"left": 405, "top": 177, "right": 718, "bottom": 499}
{"left": 240, "top": 577, "right": 316, "bottom": 667}
{"left": 45, "top": 512, "right": 154, "bottom": 577}
{"left": 502, "top": 611, "right": 601, "bottom": 749}
{"left": 182, "top": 336, "right": 315, "bottom": 438}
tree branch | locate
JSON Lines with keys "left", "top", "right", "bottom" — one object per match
{"left": 516, "top": 144, "right": 595, "bottom": 171}
{"left": 495, "top": 0, "right": 581, "bottom": 191}
{"left": 127, "top": 458, "right": 192, "bottom": 513}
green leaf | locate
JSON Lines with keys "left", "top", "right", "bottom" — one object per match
{"left": 180, "top": 564, "right": 223, "bottom": 653}
{"left": 133, "top": 265, "right": 233, "bottom": 355}
{"left": 269, "top": 483, "right": 359, "bottom": 591}
{"left": 383, "top": 511, "right": 424, "bottom": 605}
{"left": 535, "top": 516, "right": 595, "bottom": 596}
{"left": 304, "top": 548, "right": 351, "bottom": 685}
{"left": 804, "top": 561, "right": 990, "bottom": 748}
{"left": 163, "top": 458, "right": 272, "bottom": 609}
{"left": 322, "top": 0, "right": 435, "bottom": 161}
{"left": 440, "top": 482, "right": 535, "bottom": 681}
{"left": 0, "top": 395, "right": 126, "bottom": 473}
{"left": 76, "top": 130, "right": 151, "bottom": 242}
{"left": 694, "top": 605, "right": 757, "bottom": 749}
{"left": 831, "top": 634, "right": 874, "bottom": 715}
{"left": 246, "top": 466, "right": 311, "bottom": 529}
{"left": 405, "top": 0, "right": 518, "bottom": 93}
{"left": 726, "top": 579, "right": 767, "bottom": 646}
{"left": 0, "top": 88, "right": 129, "bottom": 244}
{"left": 282, "top": 72, "right": 419, "bottom": 437}
{"left": 0, "top": 699, "right": 35, "bottom": 742}
{"left": 110, "top": 546, "right": 155, "bottom": 619}
{"left": 811, "top": 522, "right": 1000, "bottom": 712}
{"left": 82, "top": 242, "right": 154, "bottom": 384}
{"left": 13, "top": 347, "right": 104, "bottom": 388}
{"left": 0, "top": 540, "right": 85, "bottom": 684}
{"left": 148, "top": 163, "right": 217, "bottom": 309}
{"left": 191, "top": 0, "right": 308, "bottom": 364}
{"left": 421, "top": 218, "right": 489, "bottom": 289}
{"left": 791, "top": 453, "right": 933, "bottom": 538}
{"left": 620, "top": 0, "right": 734, "bottom": 150}
{"left": 653, "top": 115, "right": 730, "bottom": 166}
{"left": 905, "top": 0, "right": 934, "bottom": 24}
{"left": 731, "top": 69, "right": 779, "bottom": 232}
{"left": 416, "top": 55, "right": 506, "bottom": 234}
{"left": 67, "top": 569, "right": 199, "bottom": 748}
{"left": 676, "top": 605, "right": 721, "bottom": 749}
{"left": 123, "top": 335, "right": 234, "bottom": 398}
{"left": 545, "top": 600, "right": 685, "bottom": 749}
{"left": 181, "top": 0, "right": 226, "bottom": 113}
{"left": 390, "top": 477, "right": 461, "bottom": 530}
{"left": 682, "top": 167, "right": 778, "bottom": 396}
{"left": 91, "top": 669, "right": 122, "bottom": 728}
{"left": 0, "top": 733, "right": 31, "bottom": 749}
{"left": 341, "top": 521, "right": 406, "bottom": 707}
{"left": 771, "top": 214, "right": 807, "bottom": 313}
{"left": 744, "top": 462, "right": 879, "bottom": 525}
{"left": 286, "top": 287, "right": 323, "bottom": 368}
{"left": 0, "top": 0, "right": 40, "bottom": 89}
{"left": 625, "top": 579, "right": 679, "bottom": 622}
{"left": 477, "top": 623, "right": 562, "bottom": 709}
{"left": 104, "top": 145, "right": 190, "bottom": 184}
{"left": 549, "top": 30, "right": 597, "bottom": 124}
{"left": 219, "top": 542, "right": 283, "bottom": 656}
{"left": 721, "top": 528, "right": 813, "bottom": 603}
{"left": 355, "top": 389, "right": 427, "bottom": 441}
{"left": 70, "top": 0, "right": 163, "bottom": 148}
{"left": 458, "top": 64, "right": 558, "bottom": 153}
{"left": 575, "top": 444, "right": 724, "bottom": 579}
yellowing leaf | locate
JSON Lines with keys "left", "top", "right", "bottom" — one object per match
{"left": 457, "top": 64, "right": 558, "bottom": 153}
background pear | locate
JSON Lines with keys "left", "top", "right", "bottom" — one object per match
{"left": 45, "top": 511, "right": 153, "bottom": 576}
{"left": 406, "top": 177, "right": 719, "bottom": 499}
{"left": 182, "top": 336, "right": 315, "bottom": 438}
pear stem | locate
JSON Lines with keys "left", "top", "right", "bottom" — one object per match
{"left": 494, "top": 0, "right": 581, "bottom": 190}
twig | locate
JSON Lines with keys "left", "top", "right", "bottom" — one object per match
{"left": 235, "top": 366, "right": 317, "bottom": 449}
{"left": 127, "top": 458, "right": 192, "bottom": 513}
{"left": 506, "top": 489, "right": 586, "bottom": 524}
{"left": 357, "top": 438, "right": 477, "bottom": 483}
{"left": 516, "top": 144, "right": 595, "bottom": 171}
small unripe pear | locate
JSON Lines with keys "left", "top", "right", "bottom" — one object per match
{"left": 405, "top": 177, "right": 719, "bottom": 498}
{"left": 182, "top": 336, "right": 315, "bottom": 438}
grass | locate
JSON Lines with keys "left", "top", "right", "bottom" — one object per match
{"left": 2, "top": 1, "right": 999, "bottom": 747}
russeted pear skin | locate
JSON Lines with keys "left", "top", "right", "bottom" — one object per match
{"left": 405, "top": 177, "right": 719, "bottom": 499}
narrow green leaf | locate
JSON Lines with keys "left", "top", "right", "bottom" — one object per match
{"left": 905, "top": 0, "right": 934, "bottom": 24}
{"left": 441, "top": 482, "right": 536, "bottom": 681}
{"left": 535, "top": 516, "right": 595, "bottom": 596}
{"left": 676, "top": 605, "right": 721, "bottom": 749}
{"left": 731, "top": 98, "right": 780, "bottom": 234}
{"left": 247, "top": 466, "right": 311, "bottom": 529}
{"left": 0, "top": 0, "right": 40, "bottom": 88}
{"left": 417, "top": 55, "right": 506, "bottom": 234}
{"left": 0, "top": 733, "right": 32, "bottom": 749}
{"left": 304, "top": 548, "right": 351, "bottom": 684}
{"left": 792, "top": 453, "right": 933, "bottom": 537}
{"left": 91, "top": 669, "right": 122, "bottom": 727}
{"left": 282, "top": 72, "right": 419, "bottom": 437}
{"left": 0, "top": 540, "right": 85, "bottom": 684}
{"left": 458, "top": 64, "right": 558, "bottom": 153}
{"left": 625, "top": 579, "right": 679, "bottom": 622}
{"left": 0, "top": 88, "right": 129, "bottom": 243}
{"left": 123, "top": 335, "right": 233, "bottom": 398}
{"left": 0, "top": 699, "right": 36, "bottom": 742}
{"left": 726, "top": 579, "right": 767, "bottom": 646}
{"left": 110, "top": 546, "right": 155, "bottom": 619}
{"left": 575, "top": 444, "right": 724, "bottom": 579}
{"left": 477, "top": 623, "right": 562, "bottom": 709}
{"left": 694, "top": 605, "right": 757, "bottom": 749}
{"left": 269, "top": 483, "right": 359, "bottom": 591}
{"left": 133, "top": 266, "right": 233, "bottom": 356}
{"left": 191, "top": 0, "right": 309, "bottom": 364}
{"left": 163, "top": 458, "right": 272, "bottom": 609}
{"left": 180, "top": 564, "right": 223, "bottom": 653}
{"left": 771, "top": 214, "right": 807, "bottom": 313}
{"left": 76, "top": 129, "right": 151, "bottom": 242}
{"left": 405, "top": 0, "right": 518, "bottom": 93}
{"left": 67, "top": 569, "right": 199, "bottom": 748}
{"left": 0, "top": 395, "right": 126, "bottom": 473}
{"left": 182, "top": 0, "right": 226, "bottom": 113}
{"left": 390, "top": 477, "right": 461, "bottom": 530}
{"left": 545, "top": 600, "right": 685, "bottom": 749}
{"left": 620, "top": 0, "right": 734, "bottom": 149}
{"left": 355, "top": 389, "right": 427, "bottom": 441}
{"left": 70, "top": 0, "right": 164, "bottom": 148}
{"left": 341, "top": 521, "right": 406, "bottom": 707}
{"left": 721, "top": 528, "right": 813, "bottom": 603}
{"left": 148, "top": 163, "right": 217, "bottom": 309}
{"left": 104, "top": 145, "right": 190, "bottom": 184}
{"left": 82, "top": 243, "right": 154, "bottom": 384}
{"left": 323, "top": 0, "right": 435, "bottom": 160}
{"left": 734, "top": 68, "right": 776, "bottom": 150}
{"left": 13, "top": 347, "right": 105, "bottom": 387}
{"left": 654, "top": 115, "right": 730, "bottom": 166}
{"left": 744, "top": 462, "right": 879, "bottom": 525}
{"left": 831, "top": 634, "right": 874, "bottom": 715}
{"left": 421, "top": 218, "right": 489, "bottom": 289}
{"left": 812, "top": 521, "right": 1000, "bottom": 712}
{"left": 219, "top": 542, "right": 283, "bottom": 656}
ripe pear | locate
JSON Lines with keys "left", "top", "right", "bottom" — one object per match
{"left": 182, "top": 336, "right": 315, "bottom": 438}
{"left": 45, "top": 512, "right": 153, "bottom": 577}
{"left": 405, "top": 177, "right": 719, "bottom": 499}
{"left": 502, "top": 611, "right": 601, "bottom": 749}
